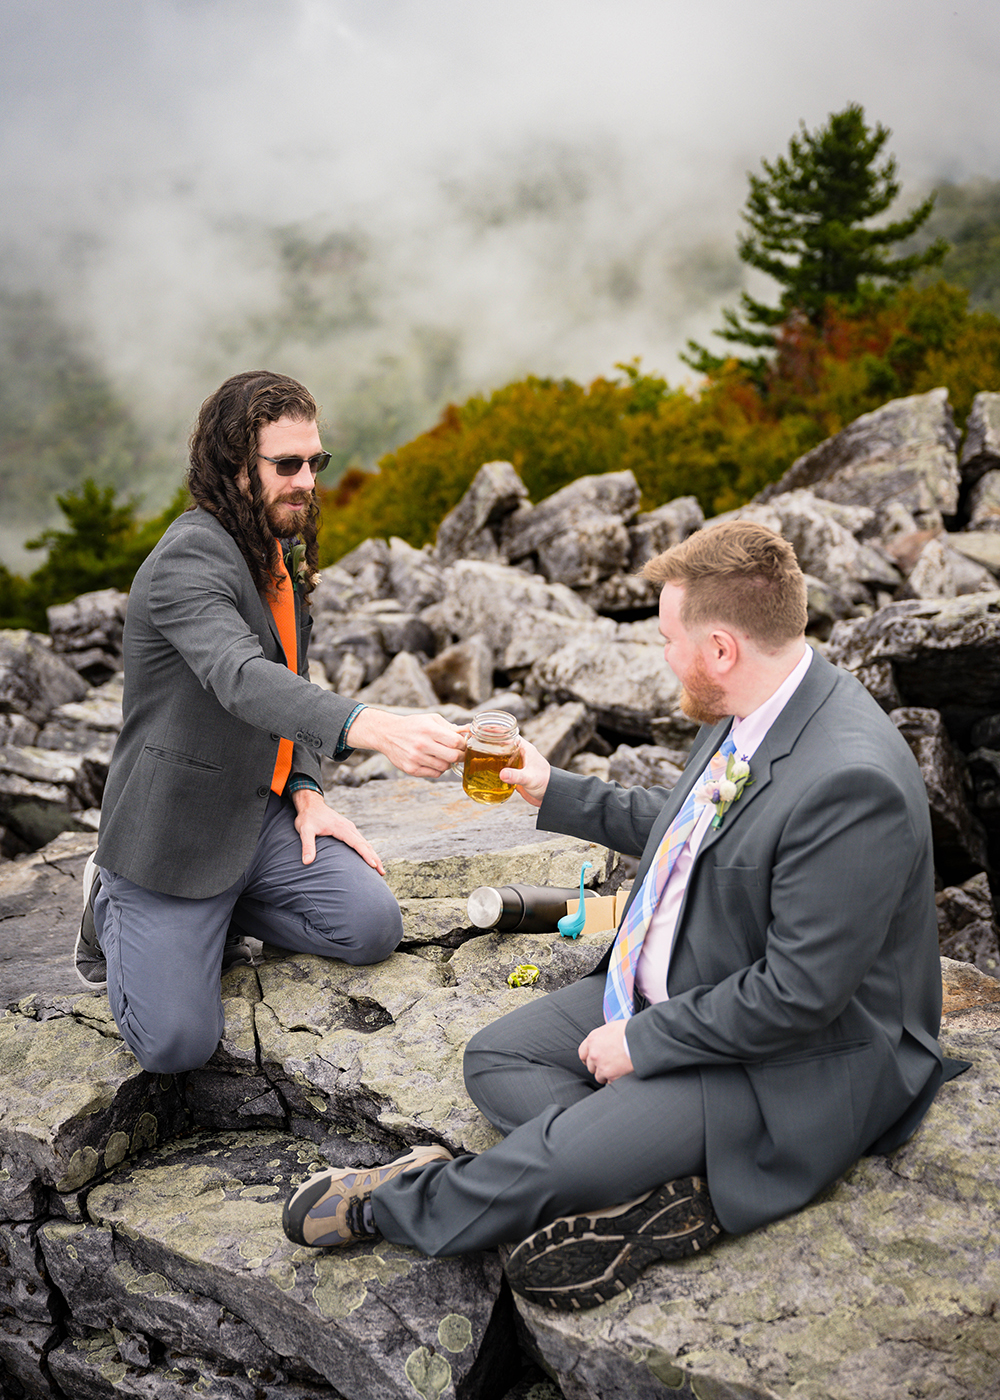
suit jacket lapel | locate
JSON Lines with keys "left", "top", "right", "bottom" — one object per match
{"left": 694, "top": 647, "right": 838, "bottom": 856}
{"left": 620, "top": 650, "right": 840, "bottom": 936}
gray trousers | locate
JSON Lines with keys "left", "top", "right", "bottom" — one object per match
{"left": 95, "top": 791, "right": 402, "bottom": 1075}
{"left": 370, "top": 974, "right": 707, "bottom": 1255}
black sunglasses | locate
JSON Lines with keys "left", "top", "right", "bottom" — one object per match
{"left": 258, "top": 451, "right": 331, "bottom": 477}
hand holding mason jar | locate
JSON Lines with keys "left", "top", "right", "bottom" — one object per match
{"left": 461, "top": 711, "right": 525, "bottom": 804}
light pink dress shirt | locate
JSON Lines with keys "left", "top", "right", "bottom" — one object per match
{"left": 632, "top": 644, "right": 814, "bottom": 1008}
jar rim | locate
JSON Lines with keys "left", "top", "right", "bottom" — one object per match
{"left": 472, "top": 709, "right": 518, "bottom": 726}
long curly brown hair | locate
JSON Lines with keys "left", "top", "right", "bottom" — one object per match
{"left": 187, "top": 370, "right": 322, "bottom": 600}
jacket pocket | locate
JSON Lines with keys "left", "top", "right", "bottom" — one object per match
{"left": 144, "top": 745, "right": 222, "bottom": 772}
{"left": 711, "top": 865, "right": 761, "bottom": 889}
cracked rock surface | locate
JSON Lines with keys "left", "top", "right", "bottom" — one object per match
{"left": 2, "top": 820, "right": 1000, "bottom": 1399}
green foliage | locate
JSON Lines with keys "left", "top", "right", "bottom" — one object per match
{"left": 317, "top": 372, "right": 672, "bottom": 562}
{"left": 0, "top": 483, "right": 189, "bottom": 632}
{"left": 766, "top": 282, "right": 1000, "bottom": 427}
{"left": 318, "top": 276, "right": 1000, "bottom": 565}
{"left": 685, "top": 104, "right": 948, "bottom": 377}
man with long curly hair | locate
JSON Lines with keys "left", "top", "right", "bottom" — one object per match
{"left": 75, "top": 370, "right": 463, "bottom": 1073}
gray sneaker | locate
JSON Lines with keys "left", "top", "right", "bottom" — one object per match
{"left": 74, "top": 854, "right": 107, "bottom": 991}
{"left": 222, "top": 936, "right": 256, "bottom": 971}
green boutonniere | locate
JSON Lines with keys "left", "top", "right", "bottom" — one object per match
{"left": 283, "top": 540, "right": 314, "bottom": 594}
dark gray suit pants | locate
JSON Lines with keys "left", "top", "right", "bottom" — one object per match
{"left": 370, "top": 975, "right": 707, "bottom": 1255}
{"left": 96, "top": 792, "right": 402, "bottom": 1074}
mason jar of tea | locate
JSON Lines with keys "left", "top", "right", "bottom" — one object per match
{"left": 462, "top": 710, "right": 524, "bottom": 804}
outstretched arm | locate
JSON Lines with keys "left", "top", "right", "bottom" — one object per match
{"left": 346, "top": 706, "right": 465, "bottom": 779}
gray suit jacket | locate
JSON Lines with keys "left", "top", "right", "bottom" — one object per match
{"left": 538, "top": 650, "right": 943, "bottom": 1233}
{"left": 97, "top": 509, "right": 358, "bottom": 898}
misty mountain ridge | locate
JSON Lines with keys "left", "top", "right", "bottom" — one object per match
{"left": 1, "top": 169, "right": 997, "bottom": 572}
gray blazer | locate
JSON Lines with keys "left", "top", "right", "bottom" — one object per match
{"left": 97, "top": 509, "right": 358, "bottom": 898}
{"left": 538, "top": 650, "right": 943, "bottom": 1234}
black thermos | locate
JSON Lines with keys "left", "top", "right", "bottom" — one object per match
{"left": 466, "top": 884, "right": 596, "bottom": 933}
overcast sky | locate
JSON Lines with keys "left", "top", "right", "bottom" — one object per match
{"left": 3, "top": 0, "right": 998, "bottom": 457}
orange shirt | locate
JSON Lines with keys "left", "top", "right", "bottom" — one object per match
{"left": 265, "top": 554, "right": 297, "bottom": 794}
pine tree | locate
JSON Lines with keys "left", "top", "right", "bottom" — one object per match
{"left": 685, "top": 104, "right": 949, "bottom": 379}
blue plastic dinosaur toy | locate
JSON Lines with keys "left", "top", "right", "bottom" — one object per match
{"left": 557, "top": 861, "right": 593, "bottom": 938}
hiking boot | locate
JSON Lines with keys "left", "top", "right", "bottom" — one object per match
{"left": 74, "top": 854, "right": 107, "bottom": 991}
{"left": 504, "top": 1175, "right": 722, "bottom": 1311}
{"left": 283, "top": 1144, "right": 454, "bottom": 1248}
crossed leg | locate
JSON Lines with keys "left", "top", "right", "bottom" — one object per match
{"left": 370, "top": 975, "right": 707, "bottom": 1255}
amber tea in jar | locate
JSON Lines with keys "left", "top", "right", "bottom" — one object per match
{"left": 462, "top": 711, "right": 523, "bottom": 804}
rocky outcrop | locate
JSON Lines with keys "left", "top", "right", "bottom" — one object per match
{"left": 758, "top": 387, "right": 961, "bottom": 533}
{"left": 2, "top": 820, "right": 998, "bottom": 1400}
{"left": 4, "top": 391, "right": 1000, "bottom": 1396}
{"left": 7, "top": 389, "right": 1000, "bottom": 965}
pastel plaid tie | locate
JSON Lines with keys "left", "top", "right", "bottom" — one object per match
{"left": 603, "top": 735, "right": 737, "bottom": 1022}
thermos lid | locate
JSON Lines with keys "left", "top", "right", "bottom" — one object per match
{"left": 467, "top": 886, "right": 504, "bottom": 929}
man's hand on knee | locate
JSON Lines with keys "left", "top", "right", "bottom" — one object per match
{"left": 292, "top": 790, "right": 386, "bottom": 874}
{"left": 579, "top": 1021, "right": 634, "bottom": 1085}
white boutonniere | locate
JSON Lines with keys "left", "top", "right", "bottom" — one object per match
{"left": 697, "top": 754, "right": 753, "bottom": 829}
{"left": 284, "top": 540, "right": 315, "bottom": 594}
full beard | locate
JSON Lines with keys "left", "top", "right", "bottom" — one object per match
{"left": 265, "top": 492, "right": 313, "bottom": 540}
{"left": 678, "top": 653, "right": 728, "bottom": 726}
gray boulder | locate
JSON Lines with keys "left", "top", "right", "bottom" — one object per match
{"left": 529, "top": 637, "right": 681, "bottom": 740}
{"left": 629, "top": 496, "right": 704, "bottom": 570}
{"left": 0, "top": 745, "right": 103, "bottom": 850}
{"left": 826, "top": 593, "right": 1000, "bottom": 714}
{"left": 0, "top": 631, "right": 89, "bottom": 728}
{"left": 333, "top": 537, "right": 393, "bottom": 600}
{"left": 607, "top": 744, "right": 686, "bottom": 791}
{"left": 356, "top": 602, "right": 436, "bottom": 660}
{"left": 958, "top": 390, "right": 1000, "bottom": 485}
{"left": 501, "top": 608, "right": 615, "bottom": 675}
{"left": 309, "top": 616, "right": 388, "bottom": 690}
{"left": 736, "top": 489, "right": 901, "bottom": 603}
{"left": 46, "top": 589, "right": 128, "bottom": 683}
{"left": 354, "top": 651, "right": 439, "bottom": 709}
{"left": 387, "top": 537, "right": 447, "bottom": 612}
{"left": 425, "top": 636, "right": 495, "bottom": 708}
{"left": 440, "top": 561, "right": 595, "bottom": 658}
{"left": 0, "top": 714, "right": 39, "bottom": 749}
{"left": 535, "top": 515, "right": 632, "bottom": 587}
{"left": 965, "top": 468, "right": 1000, "bottom": 532}
{"left": 35, "top": 675, "right": 124, "bottom": 764}
{"left": 890, "top": 707, "right": 989, "bottom": 880}
{"left": 936, "top": 872, "right": 1000, "bottom": 979}
{"left": 500, "top": 471, "right": 641, "bottom": 563}
{"left": 521, "top": 702, "right": 597, "bottom": 770}
{"left": 760, "top": 388, "right": 961, "bottom": 534}
{"left": 946, "top": 529, "right": 1000, "bottom": 574}
{"left": 573, "top": 571, "right": 661, "bottom": 613}
{"left": 435, "top": 461, "right": 529, "bottom": 568}
{"left": 903, "top": 536, "right": 998, "bottom": 600}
